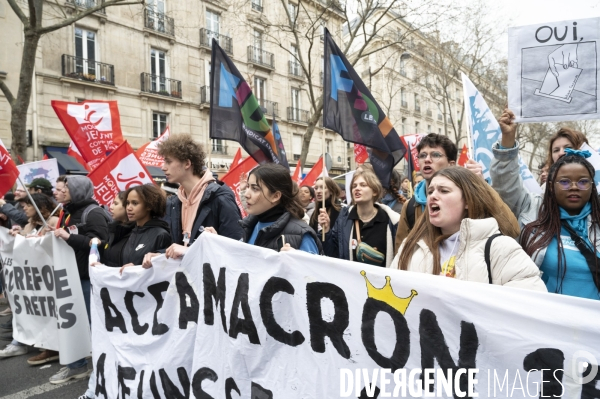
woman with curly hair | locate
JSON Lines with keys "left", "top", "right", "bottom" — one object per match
{"left": 520, "top": 152, "right": 600, "bottom": 300}
{"left": 392, "top": 167, "right": 545, "bottom": 291}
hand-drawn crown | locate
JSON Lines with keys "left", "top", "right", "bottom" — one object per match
{"left": 361, "top": 270, "right": 418, "bottom": 315}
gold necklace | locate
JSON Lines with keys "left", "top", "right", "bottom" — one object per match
{"left": 359, "top": 208, "right": 378, "bottom": 223}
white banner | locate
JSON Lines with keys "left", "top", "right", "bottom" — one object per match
{"left": 0, "top": 228, "right": 91, "bottom": 364}
{"left": 462, "top": 73, "right": 543, "bottom": 195}
{"left": 89, "top": 234, "right": 600, "bottom": 398}
{"left": 508, "top": 17, "right": 600, "bottom": 123}
{"left": 16, "top": 158, "right": 60, "bottom": 188}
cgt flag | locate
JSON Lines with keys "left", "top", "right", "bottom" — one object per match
{"left": 221, "top": 155, "right": 259, "bottom": 218}
{"left": 88, "top": 141, "right": 154, "bottom": 207}
{"left": 209, "top": 39, "right": 287, "bottom": 166}
{"left": 135, "top": 126, "right": 170, "bottom": 167}
{"left": 300, "top": 156, "right": 327, "bottom": 188}
{"left": 0, "top": 139, "right": 19, "bottom": 197}
{"left": 52, "top": 100, "right": 124, "bottom": 170}
{"left": 323, "top": 29, "right": 406, "bottom": 187}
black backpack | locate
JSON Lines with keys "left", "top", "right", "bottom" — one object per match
{"left": 79, "top": 204, "right": 112, "bottom": 226}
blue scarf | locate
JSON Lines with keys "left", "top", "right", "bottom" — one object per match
{"left": 560, "top": 202, "right": 592, "bottom": 246}
{"left": 414, "top": 180, "right": 427, "bottom": 211}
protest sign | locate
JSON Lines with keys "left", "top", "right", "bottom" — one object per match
{"left": 16, "top": 158, "right": 60, "bottom": 188}
{"left": 462, "top": 73, "right": 542, "bottom": 194}
{"left": 0, "top": 228, "right": 91, "bottom": 364}
{"left": 89, "top": 233, "right": 600, "bottom": 398}
{"left": 508, "top": 17, "right": 600, "bottom": 123}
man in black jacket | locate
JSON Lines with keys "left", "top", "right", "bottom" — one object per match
{"left": 50, "top": 175, "right": 109, "bottom": 385}
{"left": 159, "top": 134, "right": 243, "bottom": 247}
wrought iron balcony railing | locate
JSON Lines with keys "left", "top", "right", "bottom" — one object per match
{"left": 66, "top": 0, "right": 105, "bottom": 13}
{"left": 247, "top": 46, "right": 274, "bottom": 69}
{"left": 258, "top": 99, "right": 278, "bottom": 117}
{"left": 144, "top": 8, "right": 174, "bottom": 36}
{"left": 140, "top": 73, "right": 182, "bottom": 98}
{"left": 287, "top": 107, "right": 309, "bottom": 123}
{"left": 200, "top": 29, "right": 232, "bottom": 54}
{"left": 61, "top": 54, "right": 114, "bottom": 85}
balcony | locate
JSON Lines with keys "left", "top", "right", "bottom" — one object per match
{"left": 200, "top": 29, "right": 232, "bottom": 55}
{"left": 65, "top": 0, "right": 105, "bottom": 13}
{"left": 140, "top": 73, "right": 182, "bottom": 98}
{"left": 258, "top": 99, "right": 278, "bottom": 117}
{"left": 247, "top": 46, "right": 274, "bottom": 69}
{"left": 144, "top": 8, "right": 174, "bottom": 36}
{"left": 289, "top": 61, "right": 303, "bottom": 78}
{"left": 212, "top": 143, "right": 228, "bottom": 154}
{"left": 401, "top": 100, "right": 407, "bottom": 108}
{"left": 251, "top": 0, "right": 263, "bottom": 11}
{"left": 61, "top": 54, "right": 114, "bottom": 85}
{"left": 287, "top": 107, "right": 309, "bottom": 124}
{"left": 201, "top": 86, "right": 210, "bottom": 104}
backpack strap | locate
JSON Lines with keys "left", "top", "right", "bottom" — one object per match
{"left": 485, "top": 233, "right": 503, "bottom": 284}
{"left": 406, "top": 197, "right": 416, "bottom": 229}
{"left": 81, "top": 204, "right": 112, "bottom": 225}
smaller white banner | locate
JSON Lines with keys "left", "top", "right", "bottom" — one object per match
{"left": 17, "top": 158, "right": 60, "bottom": 188}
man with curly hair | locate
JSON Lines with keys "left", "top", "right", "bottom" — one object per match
{"left": 158, "top": 134, "right": 243, "bottom": 247}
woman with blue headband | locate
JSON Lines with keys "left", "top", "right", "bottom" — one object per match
{"left": 493, "top": 109, "right": 600, "bottom": 299}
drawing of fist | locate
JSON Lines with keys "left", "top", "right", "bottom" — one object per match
{"left": 548, "top": 44, "right": 579, "bottom": 78}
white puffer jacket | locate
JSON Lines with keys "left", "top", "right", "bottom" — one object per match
{"left": 390, "top": 217, "right": 547, "bottom": 292}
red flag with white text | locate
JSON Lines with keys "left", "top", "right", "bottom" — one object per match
{"left": 135, "top": 126, "right": 170, "bottom": 167}
{"left": 231, "top": 148, "right": 242, "bottom": 168}
{"left": 300, "top": 156, "right": 327, "bottom": 188}
{"left": 292, "top": 159, "right": 302, "bottom": 184}
{"left": 221, "top": 156, "right": 259, "bottom": 218}
{"left": 88, "top": 141, "right": 154, "bottom": 206}
{"left": 52, "top": 100, "right": 124, "bottom": 170}
{"left": 0, "top": 140, "right": 19, "bottom": 197}
{"left": 354, "top": 144, "right": 369, "bottom": 164}
{"left": 67, "top": 141, "right": 91, "bottom": 172}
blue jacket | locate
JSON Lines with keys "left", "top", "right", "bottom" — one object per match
{"left": 322, "top": 203, "right": 400, "bottom": 267}
{"left": 164, "top": 181, "right": 244, "bottom": 246}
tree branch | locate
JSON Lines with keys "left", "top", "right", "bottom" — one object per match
{"left": 28, "top": 0, "right": 37, "bottom": 27}
{"left": 37, "top": 0, "right": 143, "bottom": 35}
{"left": 0, "top": 80, "right": 15, "bottom": 108}
{"left": 6, "top": 0, "right": 29, "bottom": 24}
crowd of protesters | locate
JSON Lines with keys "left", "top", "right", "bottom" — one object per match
{"left": 0, "top": 108, "right": 599, "bottom": 399}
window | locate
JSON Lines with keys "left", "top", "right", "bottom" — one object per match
{"left": 401, "top": 117, "right": 407, "bottom": 135}
{"left": 254, "top": 77, "right": 266, "bottom": 101}
{"left": 146, "top": 0, "right": 166, "bottom": 32}
{"left": 150, "top": 48, "right": 168, "bottom": 92}
{"left": 414, "top": 93, "right": 420, "bottom": 112}
{"left": 212, "top": 139, "right": 226, "bottom": 154}
{"left": 401, "top": 88, "right": 407, "bottom": 108}
{"left": 427, "top": 124, "right": 431, "bottom": 133}
{"left": 293, "top": 134, "right": 302, "bottom": 160}
{"left": 399, "top": 58, "right": 406, "bottom": 76}
{"left": 455, "top": 88, "right": 460, "bottom": 101}
{"left": 437, "top": 102, "right": 442, "bottom": 119}
{"left": 319, "top": 20, "right": 326, "bottom": 41}
{"left": 415, "top": 121, "right": 420, "bottom": 134}
{"left": 438, "top": 128, "right": 442, "bottom": 134}
{"left": 147, "top": 0, "right": 165, "bottom": 14}
{"left": 326, "top": 139, "right": 332, "bottom": 155}
{"left": 290, "top": 45, "right": 300, "bottom": 75}
{"left": 206, "top": 10, "right": 220, "bottom": 35}
{"left": 291, "top": 88, "right": 300, "bottom": 109}
{"left": 152, "top": 112, "right": 168, "bottom": 139}
{"left": 254, "top": 30, "right": 263, "bottom": 50}
{"left": 75, "top": 27, "right": 96, "bottom": 75}
{"left": 252, "top": 0, "right": 262, "bottom": 11}
{"left": 288, "top": 2, "right": 297, "bottom": 23}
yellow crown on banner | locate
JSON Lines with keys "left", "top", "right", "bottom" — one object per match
{"left": 361, "top": 270, "right": 418, "bottom": 315}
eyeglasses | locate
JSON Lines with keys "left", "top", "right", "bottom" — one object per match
{"left": 554, "top": 178, "right": 593, "bottom": 190}
{"left": 417, "top": 151, "right": 446, "bottom": 161}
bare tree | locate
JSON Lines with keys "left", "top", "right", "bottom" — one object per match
{"left": 517, "top": 122, "right": 553, "bottom": 171}
{"left": 1, "top": 0, "right": 143, "bottom": 161}
{"left": 231, "top": 0, "right": 453, "bottom": 167}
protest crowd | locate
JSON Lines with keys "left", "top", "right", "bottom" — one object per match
{"left": 0, "top": 27, "right": 599, "bottom": 399}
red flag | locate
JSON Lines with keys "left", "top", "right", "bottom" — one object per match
{"left": 67, "top": 141, "right": 91, "bottom": 172}
{"left": 51, "top": 100, "right": 124, "bottom": 170}
{"left": 400, "top": 134, "right": 425, "bottom": 173}
{"left": 42, "top": 154, "right": 49, "bottom": 160}
{"left": 221, "top": 156, "right": 259, "bottom": 218}
{"left": 135, "top": 126, "right": 171, "bottom": 167}
{"left": 231, "top": 148, "right": 242, "bottom": 168}
{"left": 88, "top": 141, "right": 154, "bottom": 207}
{"left": 300, "top": 157, "right": 327, "bottom": 188}
{"left": 354, "top": 144, "right": 369, "bottom": 164}
{"left": 0, "top": 140, "right": 19, "bottom": 197}
{"left": 458, "top": 144, "right": 469, "bottom": 167}
{"left": 292, "top": 159, "right": 302, "bottom": 184}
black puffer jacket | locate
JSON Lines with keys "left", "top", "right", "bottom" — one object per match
{"left": 63, "top": 176, "right": 110, "bottom": 279}
{"left": 121, "top": 219, "right": 172, "bottom": 266}
{"left": 99, "top": 221, "right": 135, "bottom": 267}
{"left": 164, "top": 180, "right": 243, "bottom": 246}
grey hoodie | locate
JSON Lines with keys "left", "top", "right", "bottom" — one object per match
{"left": 65, "top": 175, "right": 94, "bottom": 203}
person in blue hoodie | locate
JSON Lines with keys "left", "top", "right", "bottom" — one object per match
{"left": 520, "top": 152, "right": 600, "bottom": 300}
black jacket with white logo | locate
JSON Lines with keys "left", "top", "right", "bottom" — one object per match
{"left": 121, "top": 219, "right": 172, "bottom": 266}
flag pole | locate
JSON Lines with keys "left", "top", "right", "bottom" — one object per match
{"left": 17, "top": 176, "right": 47, "bottom": 232}
{"left": 321, "top": 128, "right": 326, "bottom": 241}
{"left": 461, "top": 73, "right": 474, "bottom": 159}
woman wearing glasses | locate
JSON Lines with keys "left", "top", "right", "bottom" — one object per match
{"left": 494, "top": 109, "right": 600, "bottom": 299}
